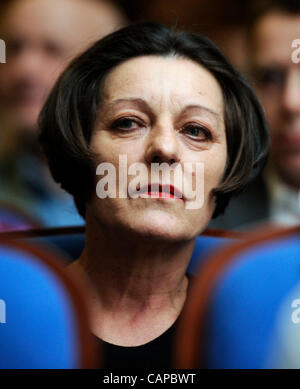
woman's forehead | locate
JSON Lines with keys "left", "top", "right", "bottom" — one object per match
{"left": 101, "top": 55, "right": 224, "bottom": 115}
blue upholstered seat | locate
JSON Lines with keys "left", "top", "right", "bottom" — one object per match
{"left": 174, "top": 228, "right": 300, "bottom": 369}
{"left": 188, "top": 235, "right": 235, "bottom": 273}
{"left": 203, "top": 232, "right": 300, "bottom": 368}
{"left": 0, "top": 240, "right": 96, "bottom": 368}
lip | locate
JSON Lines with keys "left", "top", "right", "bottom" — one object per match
{"left": 139, "top": 183, "right": 184, "bottom": 200}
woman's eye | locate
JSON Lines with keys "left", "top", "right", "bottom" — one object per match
{"left": 112, "top": 118, "right": 140, "bottom": 131}
{"left": 183, "top": 125, "right": 212, "bottom": 140}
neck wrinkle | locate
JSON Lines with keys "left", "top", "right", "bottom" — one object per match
{"left": 72, "top": 217, "right": 195, "bottom": 315}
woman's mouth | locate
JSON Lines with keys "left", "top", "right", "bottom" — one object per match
{"left": 139, "top": 183, "right": 184, "bottom": 200}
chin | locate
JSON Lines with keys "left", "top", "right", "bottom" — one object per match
{"left": 128, "top": 210, "right": 197, "bottom": 242}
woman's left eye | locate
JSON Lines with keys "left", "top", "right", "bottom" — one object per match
{"left": 182, "top": 124, "right": 212, "bottom": 140}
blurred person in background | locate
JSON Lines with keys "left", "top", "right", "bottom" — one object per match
{"left": 0, "top": 0, "right": 127, "bottom": 229}
{"left": 133, "top": 0, "right": 252, "bottom": 71}
{"left": 210, "top": 0, "right": 300, "bottom": 230}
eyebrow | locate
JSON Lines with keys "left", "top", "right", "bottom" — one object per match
{"left": 180, "top": 104, "right": 222, "bottom": 122}
{"left": 103, "top": 97, "right": 222, "bottom": 124}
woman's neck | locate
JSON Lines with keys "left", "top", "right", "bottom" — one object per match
{"left": 68, "top": 218, "right": 195, "bottom": 346}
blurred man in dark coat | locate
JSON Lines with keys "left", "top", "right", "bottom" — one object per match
{"left": 211, "top": 0, "right": 300, "bottom": 231}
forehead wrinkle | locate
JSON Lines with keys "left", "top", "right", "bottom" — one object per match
{"left": 101, "top": 57, "right": 224, "bottom": 116}
{"left": 100, "top": 97, "right": 153, "bottom": 118}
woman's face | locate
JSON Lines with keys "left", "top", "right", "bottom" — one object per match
{"left": 88, "top": 55, "right": 227, "bottom": 241}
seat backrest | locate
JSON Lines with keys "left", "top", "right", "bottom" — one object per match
{"left": 0, "top": 203, "right": 40, "bottom": 232}
{"left": 0, "top": 238, "right": 99, "bottom": 368}
{"left": 174, "top": 226, "right": 300, "bottom": 368}
{"left": 0, "top": 226, "right": 241, "bottom": 269}
{"left": 188, "top": 229, "right": 238, "bottom": 273}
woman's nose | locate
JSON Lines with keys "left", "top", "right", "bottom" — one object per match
{"left": 145, "top": 122, "right": 181, "bottom": 165}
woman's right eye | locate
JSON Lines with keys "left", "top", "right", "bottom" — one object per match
{"left": 112, "top": 118, "right": 141, "bottom": 131}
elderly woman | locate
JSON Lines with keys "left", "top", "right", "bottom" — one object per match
{"left": 38, "top": 23, "right": 269, "bottom": 367}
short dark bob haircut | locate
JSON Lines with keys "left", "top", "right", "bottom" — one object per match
{"left": 39, "top": 22, "right": 269, "bottom": 219}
